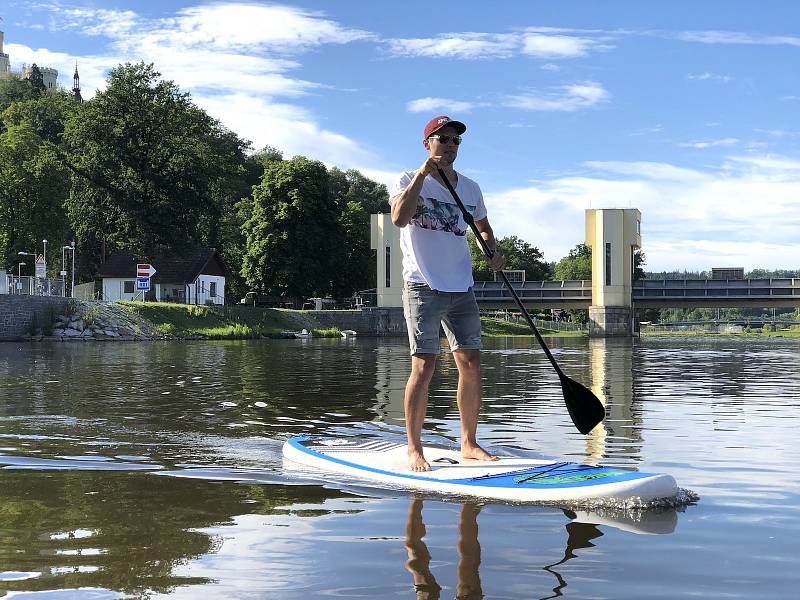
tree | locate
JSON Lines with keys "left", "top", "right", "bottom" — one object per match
{"left": 2, "top": 89, "right": 78, "bottom": 144}
{"left": 328, "top": 167, "right": 389, "bottom": 297}
{"left": 26, "top": 64, "right": 46, "bottom": 96}
{"left": 0, "top": 75, "right": 38, "bottom": 131}
{"left": 241, "top": 156, "right": 341, "bottom": 299}
{"left": 633, "top": 249, "right": 646, "bottom": 281}
{"left": 61, "top": 63, "right": 249, "bottom": 272}
{"left": 470, "top": 234, "right": 550, "bottom": 282}
{"left": 553, "top": 243, "right": 592, "bottom": 280}
{"left": 0, "top": 123, "right": 70, "bottom": 270}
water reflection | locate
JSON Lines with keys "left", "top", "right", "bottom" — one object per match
{"left": 587, "top": 338, "right": 641, "bottom": 465}
{"left": 404, "top": 497, "right": 483, "bottom": 600}
{"left": 402, "top": 496, "right": 678, "bottom": 600}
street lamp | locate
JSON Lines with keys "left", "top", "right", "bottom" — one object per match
{"left": 18, "top": 262, "right": 26, "bottom": 277}
{"left": 63, "top": 243, "right": 75, "bottom": 298}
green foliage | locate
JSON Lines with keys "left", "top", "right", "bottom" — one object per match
{"left": 61, "top": 62, "right": 249, "bottom": 268}
{"left": 553, "top": 243, "right": 592, "bottom": 280}
{"left": 470, "top": 234, "right": 551, "bottom": 281}
{"left": 0, "top": 122, "right": 71, "bottom": 270}
{"left": 27, "top": 65, "right": 46, "bottom": 95}
{"left": 241, "top": 156, "right": 341, "bottom": 298}
{"left": 327, "top": 167, "right": 389, "bottom": 297}
{"left": 0, "top": 75, "right": 38, "bottom": 124}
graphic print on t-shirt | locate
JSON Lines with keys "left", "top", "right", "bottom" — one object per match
{"left": 412, "top": 196, "right": 476, "bottom": 236}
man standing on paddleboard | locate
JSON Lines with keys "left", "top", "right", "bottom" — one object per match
{"left": 390, "top": 115, "right": 506, "bottom": 472}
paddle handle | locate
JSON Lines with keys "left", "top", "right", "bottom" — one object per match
{"left": 435, "top": 167, "right": 563, "bottom": 376}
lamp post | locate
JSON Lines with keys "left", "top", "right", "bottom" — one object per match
{"left": 17, "top": 262, "right": 26, "bottom": 277}
{"left": 63, "top": 243, "right": 75, "bottom": 298}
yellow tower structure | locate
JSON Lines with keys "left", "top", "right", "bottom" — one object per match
{"left": 585, "top": 208, "right": 641, "bottom": 337}
{"left": 370, "top": 213, "right": 404, "bottom": 308}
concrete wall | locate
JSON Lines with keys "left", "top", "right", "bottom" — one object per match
{"left": 281, "top": 307, "right": 407, "bottom": 336}
{"left": 0, "top": 295, "right": 69, "bottom": 338}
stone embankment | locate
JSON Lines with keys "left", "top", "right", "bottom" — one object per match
{"left": 51, "top": 301, "right": 163, "bottom": 340}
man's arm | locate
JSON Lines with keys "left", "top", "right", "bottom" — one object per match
{"left": 474, "top": 217, "right": 506, "bottom": 271}
{"left": 391, "top": 157, "right": 443, "bottom": 227}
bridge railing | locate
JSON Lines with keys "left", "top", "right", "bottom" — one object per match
{"left": 633, "top": 278, "right": 800, "bottom": 299}
{"left": 473, "top": 280, "right": 591, "bottom": 303}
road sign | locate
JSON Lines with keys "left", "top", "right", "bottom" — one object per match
{"left": 136, "top": 277, "right": 151, "bottom": 291}
{"left": 136, "top": 263, "right": 157, "bottom": 278}
{"left": 35, "top": 254, "right": 46, "bottom": 278}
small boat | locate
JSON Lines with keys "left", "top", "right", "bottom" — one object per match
{"left": 340, "top": 329, "right": 357, "bottom": 338}
{"left": 294, "top": 329, "right": 313, "bottom": 339}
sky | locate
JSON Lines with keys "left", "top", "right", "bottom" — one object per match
{"left": 2, "top": 0, "right": 799, "bottom": 272}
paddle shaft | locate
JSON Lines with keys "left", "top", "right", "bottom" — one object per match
{"left": 435, "top": 167, "right": 564, "bottom": 377}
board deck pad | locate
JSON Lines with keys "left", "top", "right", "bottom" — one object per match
{"left": 283, "top": 434, "right": 678, "bottom": 503}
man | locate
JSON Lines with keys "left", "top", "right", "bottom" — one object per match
{"left": 390, "top": 115, "right": 506, "bottom": 472}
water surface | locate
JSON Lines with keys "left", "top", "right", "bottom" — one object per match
{"left": 0, "top": 336, "right": 798, "bottom": 598}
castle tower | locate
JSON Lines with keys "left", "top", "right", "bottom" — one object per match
{"left": 72, "top": 62, "right": 83, "bottom": 102}
{"left": 0, "top": 31, "right": 10, "bottom": 77}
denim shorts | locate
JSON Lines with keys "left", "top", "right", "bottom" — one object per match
{"left": 402, "top": 281, "right": 482, "bottom": 355}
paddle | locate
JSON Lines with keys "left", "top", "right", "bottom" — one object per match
{"left": 435, "top": 166, "right": 605, "bottom": 434}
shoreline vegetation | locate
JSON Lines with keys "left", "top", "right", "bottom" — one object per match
{"left": 117, "top": 302, "right": 582, "bottom": 340}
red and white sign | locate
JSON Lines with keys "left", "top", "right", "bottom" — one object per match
{"left": 35, "top": 254, "right": 46, "bottom": 278}
{"left": 136, "top": 263, "right": 157, "bottom": 278}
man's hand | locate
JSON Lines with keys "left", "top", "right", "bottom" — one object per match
{"left": 486, "top": 251, "right": 506, "bottom": 272}
{"left": 418, "top": 156, "right": 442, "bottom": 177}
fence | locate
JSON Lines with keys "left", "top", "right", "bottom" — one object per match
{"left": 4, "top": 275, "right": 67, "bottom": 297}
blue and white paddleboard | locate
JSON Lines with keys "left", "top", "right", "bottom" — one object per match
{"left": 282, "top": 434, "right": 678, "bottom": 503}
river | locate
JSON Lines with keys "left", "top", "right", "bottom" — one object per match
{"left": 1, "top": 335, "right": 798, "bottom": 599}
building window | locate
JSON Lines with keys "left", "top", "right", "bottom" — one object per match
{"left": 385, "top": 246, "right": 391, "bottom": 288}
{"left": 605, "top": 243, "right": 612, "bottom": 286}
{"left": 124, "top": 280, "right": 134, "bottom": 294}
{"left": 210, "top": 282, "right": 217, "bottom": 297}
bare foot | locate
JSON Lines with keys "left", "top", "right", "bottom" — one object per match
{"left": 461, "top": 444, "right": 499, "bottom": 462}
{"left": 408, "top": 449, "right": 431, "bottom": 472}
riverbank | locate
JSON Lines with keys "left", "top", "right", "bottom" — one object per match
{"left": 119, "top": 302, "right": 582, "bottom": 339}
{"left": 641, "top": 328, "right": 800, "bottom": 338}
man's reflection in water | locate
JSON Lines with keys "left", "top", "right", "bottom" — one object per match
{"left": 404, "top": 497, "right": 483, "bottom": 600}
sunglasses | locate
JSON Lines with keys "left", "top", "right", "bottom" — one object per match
{"left": 428, "top": 134, "right": 462, "bottom": 145}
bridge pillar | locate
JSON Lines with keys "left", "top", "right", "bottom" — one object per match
{"left": 585, "top": 209, "right": 641, "bottom": 337}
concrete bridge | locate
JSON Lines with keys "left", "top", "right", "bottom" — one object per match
{"left": 371, "top": 208, "right": 798, "bottom": 337}
{"left": 472, "top": 278, "right": 800, "bottom": 310}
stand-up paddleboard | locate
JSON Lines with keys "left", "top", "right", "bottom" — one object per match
{"left": 282, "top": 434, "right": 678, "bottom": 503}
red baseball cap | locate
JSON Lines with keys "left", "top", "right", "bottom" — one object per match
{"left": 423, "top": 115, "right": 466, "bottom": 140}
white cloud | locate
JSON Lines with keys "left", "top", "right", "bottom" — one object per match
{"left": 521, "top": 33, "right": 613, "bottom": 58}
{"left": 406, "top": 97, "right": 477, "bottom": 113}
{"left": 385, "top": 29, "right": 613, "bottom": 60}
{"left": 385, "top": 33, "right": 517, "bottom": 59}
{"left": 505, "top": 81, "right": 609, "bottom": 112}
{"left": 687, "top": 72, "right": 734, "bottom": 83}
{"left": 484, "top": 157, "right": 800, "bottom": 271}
{"left": 678, "top": 30, "right": 800, "bottom": 47}
{"left": 679, "top": 138, "right": 740, "bottom": 149}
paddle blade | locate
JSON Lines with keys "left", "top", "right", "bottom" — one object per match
{"left": 559, "top": 375, "right": 606, "bottom": 434}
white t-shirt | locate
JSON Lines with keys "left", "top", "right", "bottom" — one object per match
{"left": 390, "top": 170, "right": 487, "bottom": 292}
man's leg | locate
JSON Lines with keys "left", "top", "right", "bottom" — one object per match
{"left": 405, "top": 353, "right": 437, "bottom": 471}
{"left": 452, "top": 349, "right": 497, "bottom": 462}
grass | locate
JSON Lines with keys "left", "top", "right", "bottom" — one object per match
{"left": 480, "top": 317, "right": 586, "bottom": 338}
{"left": 116, "top": 303, "right": 588, "bottom": 340}
{"left": 119, "top": 302, "right": 304, "bottom": 339}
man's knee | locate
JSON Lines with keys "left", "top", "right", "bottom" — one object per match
{"left": 409, "top": 354, "right": 437, "bottom": 382}
{"left": 454, "top": 349, "right": 480, "bottom": 373}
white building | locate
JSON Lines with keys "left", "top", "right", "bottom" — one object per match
{"left": 0, "top": 30, "right": 59, "bottom": 88}
{"left": 97, "top": 249, "right": 229, "bottom": 305}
